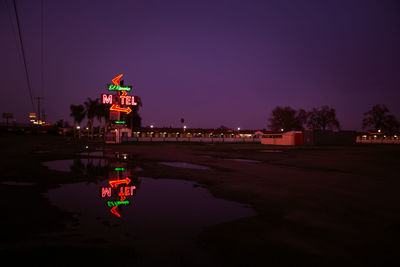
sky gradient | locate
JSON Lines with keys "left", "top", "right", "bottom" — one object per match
{"left": 1, "top": 0, "right": 400, "bottom": 130}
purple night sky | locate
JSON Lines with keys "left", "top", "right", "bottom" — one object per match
{"left": 1, "top": 0, "right": 399, "bottom": 130}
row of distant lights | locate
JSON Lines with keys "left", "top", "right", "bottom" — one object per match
{"left": 364, "top": 135, "right": 398, "bottom": 138}
{"left": 362, "top": 132, "right": 398, "bottom": 138}
{"left": 150, "top": 125, "right": 248, "bottom": 132}
{"left": 375, "top": 130, "right": 397, "bottom": 138}
{"left": 150, "top": 125, "right": 188, "bottom": 129}
{"left": 367, "top": 135, "right": 398, "bottom": 138}
{"left": 137, "top": 132, "right": 236, "bottom": 136}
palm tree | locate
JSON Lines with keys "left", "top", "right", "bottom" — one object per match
{"left": 84, "top": 98, "right": 99, "bottom": 139}
{"left": 102, "top": 105, "right": 110, "bottom": 134}
{"left": 70, "top": 104, "right": 86, "bottom": 139}
{"left": 96, "top": 100, "right": 108, "bottom": 136}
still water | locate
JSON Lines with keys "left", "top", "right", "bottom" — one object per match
{"left": 159, "top": 161, "right": 212, "bottom": 170}
{"left": 226, "top": 158, "right": 262, "bottom": 163}
{"left": 43, "top": 157, "right": 254, "bottom": 265}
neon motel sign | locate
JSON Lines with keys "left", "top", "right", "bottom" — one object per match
{"left": 107, "top": 73, "right": 132, "bottom": 91}
{"left": 100, "top": 74, "right": 138, "bottom": 115}
{"left": 101, "top": 94, "right": 137, "bottom": 106}
{"left": 108, "top": 84, "right": 132, "bottom": 92}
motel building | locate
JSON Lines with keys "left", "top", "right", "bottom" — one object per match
{"left": 357, "top": 131, "right": 400, "bottom": 144}
{"left": 261, "top": 131, "right": 304, "bottom": 146}
{"left": 123, "top": 127, "right": 308, "bottom": 145}
{"left": 112, "top": 127, "right": 355, "bottom": 145}
{"left": 124, "top": 127, "right": 271, "bottom": 143}
{"left": 106, "top": 125, "right": 399, "bottom": 145}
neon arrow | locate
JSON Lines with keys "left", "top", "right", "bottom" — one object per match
{"left": 110, "top": 206, "right": 121, "bottom": 217}
{"left": 110, "top": 104, "right": 132, "bottom": 114}
{"left": 112, "top": 74, "right": 123, "bottom": 85}
{"left": 109, "top": 177, "right": 131, "bottom": 188}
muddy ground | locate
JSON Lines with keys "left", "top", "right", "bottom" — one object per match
{"left": 1, "top": 134, "right": 400, "bottom": 266}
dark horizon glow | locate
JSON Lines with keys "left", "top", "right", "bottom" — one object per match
{"left": 1, "top": 0, "right": 400, "bottom": 130}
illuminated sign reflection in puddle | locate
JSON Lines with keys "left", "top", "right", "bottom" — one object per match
{"left": 101, "top": 167, "right": 137, "bottom": 218}
{"left": 45, "top": 158, "right": 255, "bottom": 264}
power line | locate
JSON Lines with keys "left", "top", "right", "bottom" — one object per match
{"left": 12, "top": 0, "right": 35, "bottom": 110}
{"left": 41, "top": 0, "right": 44, "bottom": 97}
{"left": 3, "top": 0, "right": 21, "bottom": 61}
{"left": 36, "top": 96, "right": 44, "bottom": 122}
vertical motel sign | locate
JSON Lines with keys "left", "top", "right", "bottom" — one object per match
{"left": 101, "top": 74, "right": 138, "bottom": 124}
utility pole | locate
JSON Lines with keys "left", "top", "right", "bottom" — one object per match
{"left": 35, "top": 97, "right": 44, "bottom": 123}
{"left": 42, "top": 109, "right": 46, "bottom": 123}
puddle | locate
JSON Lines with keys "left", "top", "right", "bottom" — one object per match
{"left": 201, "top": 155, "right": 261, "bottom": 163}
{"left": 43, "top": 159, "right": 108, "bottom": 172}
{"left": 79, "top": 151, "right": 104, "bottom": 157}
{"left": 134, "top": 167, "right": 143, "bottom": 172}
{"left": 160, "top": 161, "right": 211, "bottom": 170}
{"left": 46, "top": 173, "right": 254, "bottom": 265}
{"left": 79, "top": 151, "right": 130, "bottom": 160}
{"left": 260, "top": 150, "right": 283, "bottom": 153}
{"left": 226, "top": 158, "right": 262, "bottom": 163}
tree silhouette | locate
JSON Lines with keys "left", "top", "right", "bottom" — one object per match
{"left": 96, "top": 101, "right": 108, "bottom": 136}
{"left": 362, "top": 104, "right": 399, "bottom": 133}
{"left": 84, "top": 97, "right": 99, "bottom": 138}
{"left": 268, "top": 106, "right": 304, "bottom": 131}
{"left": 306, "top": 105, "right": 340, "bottom": 130}
{"left": 126, "top": 96, "right": 143, "bottom": 129}
{"left": 70, "top": 104, "right": 86, "bottom": 139}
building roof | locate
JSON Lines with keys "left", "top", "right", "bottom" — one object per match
{"left": 134, "top": 127, "right": 278, "bottom": 134}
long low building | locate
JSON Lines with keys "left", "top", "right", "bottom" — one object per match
{"left": 111, "top": 127, "right": 282, "bottom": 143}
{"left": 356, "top": 132, "right": 399, "bottom": 144}
{"left": 261, "top": 130, "right": 360, "bottom": 146}
{"left": 111, "top": 127, "right": 395, "bottom": 145}
{"left": 261, "top": 131, "right": 303, "bottom": 145}
{"left": 129, "top": 127, "right": 271, "bottom": 139}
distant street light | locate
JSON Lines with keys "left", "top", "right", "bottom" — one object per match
{"left": 237, "top": 127, "right": 240, "bottom": 131}
{"left": 77, "top": 126, "right": 80, "bottom": 129}
{"left": 150, "top": 125, "right": 154, "bottom": 128}
{"left": 280, "top": 128, "right": 284, "bottom": 132}
{"left": 183, "top": 125, "right": 187, "bottom": 129}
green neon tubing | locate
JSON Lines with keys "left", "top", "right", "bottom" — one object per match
{"left": 108, "top": 84, "right": 132, "bottom": 91}
{"left": 107, "top": 200, "right": 130, "bottom": 207}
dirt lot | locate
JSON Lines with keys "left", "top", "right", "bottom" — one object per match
{"left": 1, "top": 134, "right": 400, "bottom": 266}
